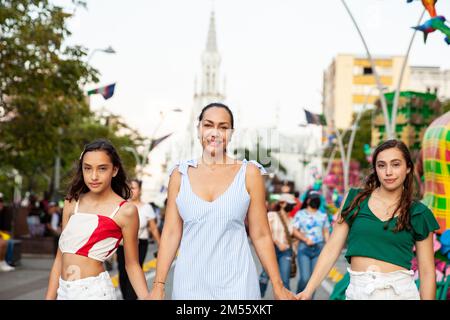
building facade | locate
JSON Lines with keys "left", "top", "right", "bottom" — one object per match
{"left": 408, "top": 66, "right": 450, "bottom": 101}
{"left": 322, "top": 54, "right": 409, "bottom": 129}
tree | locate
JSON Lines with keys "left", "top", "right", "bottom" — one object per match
{"left": 0, "top": 1, "right": 144, "bottom": 200}
{"left": 443, "top": 99, "right": 450, "bottom": 114}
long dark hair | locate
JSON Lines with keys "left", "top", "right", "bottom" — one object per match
{"left": 198, "top": 102, "right": 234, "bottom": 129}
{"left": 338, "top": 139, "right": 415, "bottom": 232}
{"left": 66, "top": 139, "right": 131, "bottom": 201}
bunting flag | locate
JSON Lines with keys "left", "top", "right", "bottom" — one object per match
{"left": 150, "top": 133, "right": 173, "bottom": 151}
{"left": 304, "top": 109, "right": 327, "bottom": 126}
{"left": 87, "top": 83, "right": 116, "bottom": 100}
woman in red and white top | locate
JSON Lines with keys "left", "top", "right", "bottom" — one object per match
{"left": 45, "top": 139, "right": 149, "bottom": 300}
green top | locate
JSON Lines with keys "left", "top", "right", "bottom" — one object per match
{"left": 343, "top": 188, "right": 440, "bottom": 270}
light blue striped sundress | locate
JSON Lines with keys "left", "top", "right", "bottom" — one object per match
{"left": 169, "top": 158, "right": 267, "bottom": 300}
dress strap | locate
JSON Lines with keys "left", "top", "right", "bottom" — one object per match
{"left": 74, "top": 199, "right": 80, "bottom": 214}
{"left": 168, "top": 159, "right": 198, "bottom": 176}
{"left": 110, "top": 200, "right": 128, "bottom": 218}
{"left": 243, "top": 159, "right": 268, "bottom": 175}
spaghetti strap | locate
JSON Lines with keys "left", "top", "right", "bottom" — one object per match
{"left": 74, "top": 200, "right": 80, "bottom": 214}
{"left": 110, "top": 200, "right": 127, "bottom": 218}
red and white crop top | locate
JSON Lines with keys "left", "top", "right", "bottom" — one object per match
{"left": 59, "top": 199, "right": 126, "bottom": 262}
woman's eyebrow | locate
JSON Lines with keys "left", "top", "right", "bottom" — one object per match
{"left": 203, "top": 119, "right": 230, "bottom": 124}
{"left": 83, "top": 163, "right": 110, "bottom": 167}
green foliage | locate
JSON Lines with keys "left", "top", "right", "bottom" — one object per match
{"left": 343, "top": 109, "right": 373, "bottom": 169}
{"left": 0, "top": 1, "right": 143, "bottom": 200}
{"left": 443, "top": 100, "right": 450, "bottom": 114}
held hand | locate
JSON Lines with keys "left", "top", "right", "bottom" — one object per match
{"left": 147, "top": 285, "right": 165, "bottom": 300}
{"left": 305, "top": 238, "right": 314, "bottom": 246}
{"left": 296, "top": 290, "right": 313, "bottom": 300}
{"left": 276, "top": 243, "right": 290, "bottom": 251}
{"left": 273, "top": 286, "right": 297, "bottom": 300}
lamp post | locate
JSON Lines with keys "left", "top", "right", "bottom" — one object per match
{"left": 325, "top": 86, "right": 383, "bottom": 194}
{"left": 345, "top": 86, "right": 385, "bottom": 172}
{"left": 341, "top": 0, "right": 392, "bottom": 139}
{"left": 87, "top": 46, "right": 116, "bottom": 63}
{"left": 123, "top": 108, "right": 182, "bottom": 179}
{"left": 52, "top": 127, "right": 64, "bottom": 202}
{"left": 85, "top": 46, "right": 116, "bottom": 110}
{"left": 391, "top": 8, "right": 426, "bottom": 139}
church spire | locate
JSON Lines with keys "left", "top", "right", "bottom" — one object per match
{"left": 206, "top": 11, "right": 218, "bottom": 52}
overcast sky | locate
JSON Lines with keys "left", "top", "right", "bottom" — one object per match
{"left": 58, "top": 0, "right": 450, "bottom": 138}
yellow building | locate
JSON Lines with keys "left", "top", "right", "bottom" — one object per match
{"left": 323, "top": 54, "right": 410, "bottom": 129}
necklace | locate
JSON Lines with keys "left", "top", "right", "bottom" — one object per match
{"left": 371, "top": 188, "right": 401, "bottom": 217}
{"left": 200, "top": 157, "right": 234, "bottom": 171}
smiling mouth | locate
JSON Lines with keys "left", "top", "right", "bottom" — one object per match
{"left": 207, "top": 140, "right": 222, "bottom": 146}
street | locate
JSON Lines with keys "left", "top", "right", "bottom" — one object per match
{"left": 0, "top": 240, "right": 347, "bottom": 300}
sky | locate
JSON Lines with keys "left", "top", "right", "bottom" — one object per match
{"left": 52, "top": 0, "right": 450, "bottom": 199}
{"left": 58, "top": 0, "right": 450, "bottom": 138}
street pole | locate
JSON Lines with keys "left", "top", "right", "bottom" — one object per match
{"left": 341, "top": 0, "right": 392, "bottom": 139}
{"left": 324, "top": 86, "right": 379, "bottom": 195}
{"left": 323, "top": 107, "right": 349, "bottom": 194}
{"left": 87, "top": 46, "right": 116, "bottom": 63}
{"left": 85, "top": 46, "right": 116, "bottom": 110}
{"left": 321, "top": 146, "right": 337, "bottom": 196}
{"left": 391, "top": 8, "right": 426, "bottom": 138}
{"left": 123, "top": 108, "right": 182, "bottom": 179}
{"left": 334, "top": 127, "right": 349, "bottom": 194}
{"left": 122, "top": 146, "right": 143, "bottom": 178}
{"left": 52, "top": 127, "right": 63, "bottom": 201}
{"left": 345, "top": 86, "right": 381, "bottom": 178}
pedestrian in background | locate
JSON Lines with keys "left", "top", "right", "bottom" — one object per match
{"left": 292, "top": 193, "right": 330, "bottom": 296}
{"left": 117, "top": 178, "right": 160, "bottom": 300}
{"left": 259, "top": 193, "right": 305, "bottom": 297}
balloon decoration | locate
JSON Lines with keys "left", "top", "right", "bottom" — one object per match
{"left": 408, "top": 0, "right": 450, "bottom": 44}
{"left": 363, "top": 144, "right": 373, "bottom": 163}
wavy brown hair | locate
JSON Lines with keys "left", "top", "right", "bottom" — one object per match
{"left": 338, "top": 139, "right": 415, "bottom": 232}
{"left": 66, "top": 139, "right": 131, "bottom": 202}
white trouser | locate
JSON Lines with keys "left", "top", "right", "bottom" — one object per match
{"left": 345, "top": 268, "right": 420, "bottom": 300}
{"left": 57, "top": 271, "right": 117, "bottom": 300}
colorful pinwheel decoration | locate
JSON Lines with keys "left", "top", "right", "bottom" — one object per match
{"left": 408, "top": 0, "right": 450, "bottom": 45}
{"left": 413, "top": 16, "right": 450, "bottom": 44}
{"left": 407, "top": 0, "right": 438, "bottom": 17}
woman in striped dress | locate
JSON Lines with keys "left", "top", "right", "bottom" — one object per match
{"left": 148, "top": 103, "right": 296, "bottom": 300}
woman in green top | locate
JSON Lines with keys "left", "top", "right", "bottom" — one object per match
{"left": 297, "top": 139, "right": 440, "bottom": 300}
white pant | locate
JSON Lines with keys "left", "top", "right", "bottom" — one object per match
{"left": 345, "top": 268, "right": 420, "bottom": 300}
{"left": 57, "top": 271, "right": 117, "bottom": 300}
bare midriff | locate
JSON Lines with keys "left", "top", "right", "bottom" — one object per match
{"left": 350, "top": 256, "right": 408, "bottom": 273}
{"left": 61, "top": 253, "right": 105, "bottom": 281}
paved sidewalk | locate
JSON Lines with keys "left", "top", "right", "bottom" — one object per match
{"left": 0, "top": 243, "right": 348, "bottom": 300}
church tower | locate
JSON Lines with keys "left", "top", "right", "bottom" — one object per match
{"left": 185, "top": 10, "right": 226, "bottom": 158}
{"left": 194, "top": 10, "right": 225, "bottom": 115}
